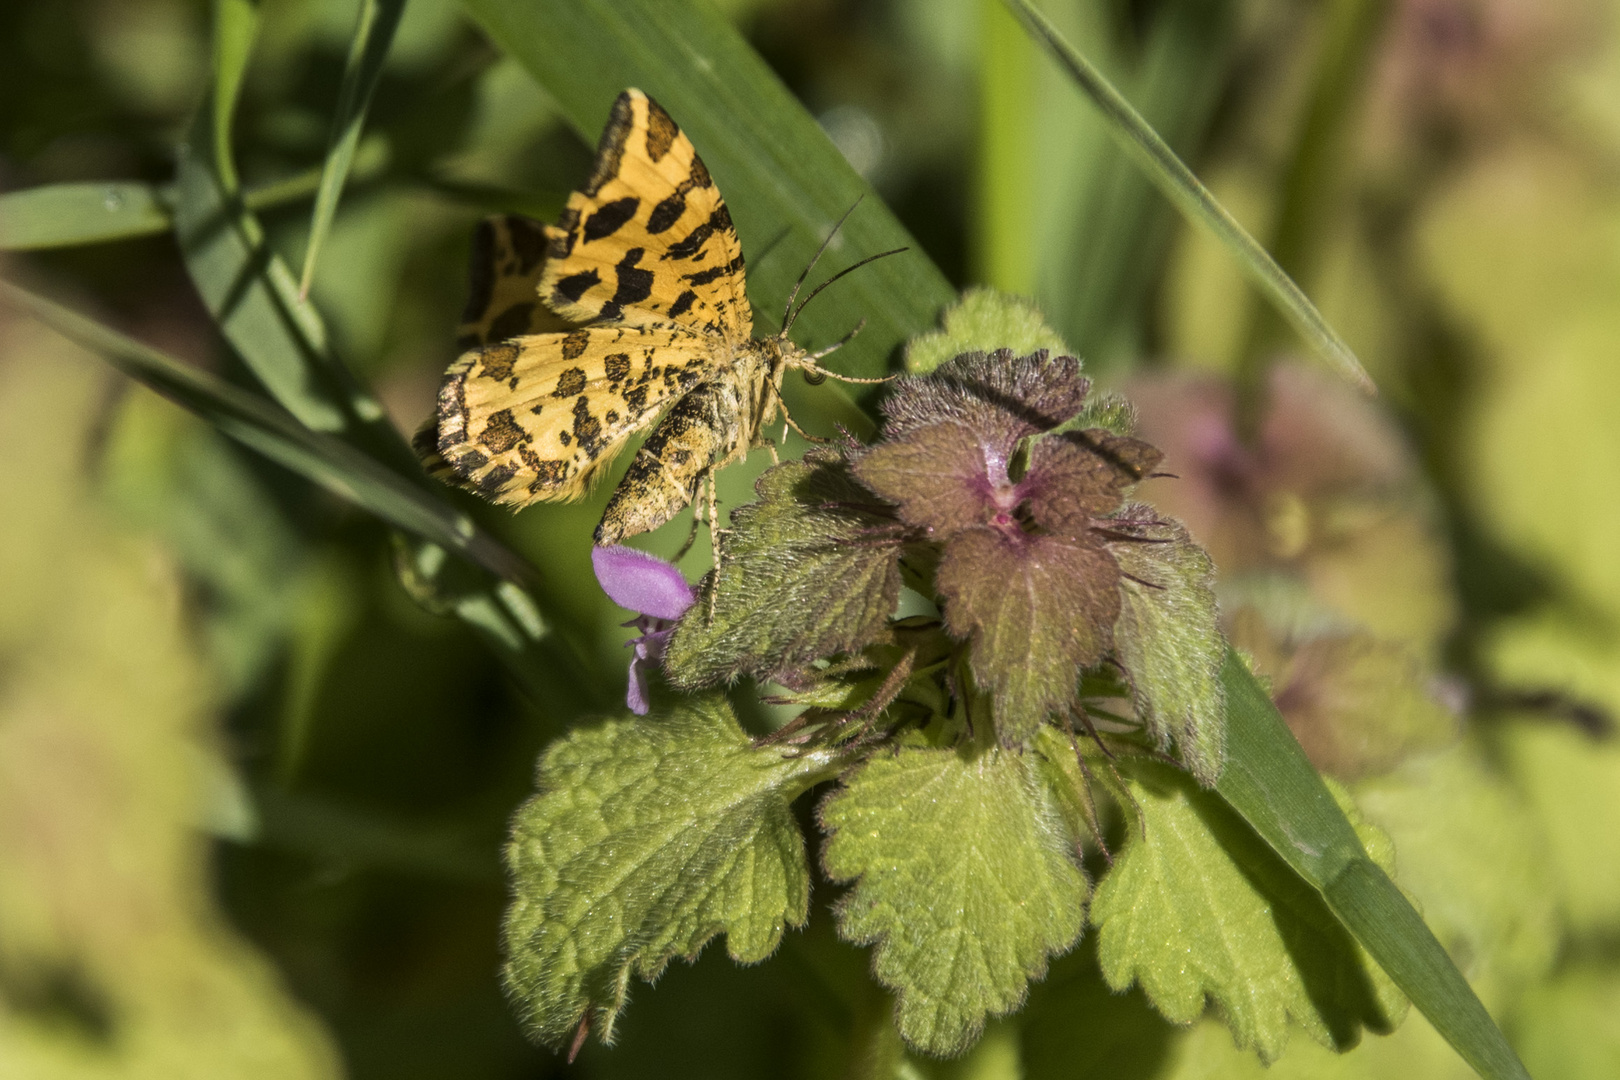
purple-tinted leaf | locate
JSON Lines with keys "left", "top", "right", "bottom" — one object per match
{"left": 936, "top": 528, "right": 1121, "bottom": 744}
{"left": 880, "top": 349, "right": 1090, "bottom": 440}
{"left": 1024, "top": 432, "right": 1164, "bottom": 532}
{"left": 853, "top": 422, "right": 1014, "bottom": 536}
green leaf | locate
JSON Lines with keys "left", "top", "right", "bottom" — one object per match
{"left": 1109, "top": 507, "right": 1226, "bottom": 785}
{"left": 458, "top": 0, "right": 956, "bottom": 386}
{"left": 1091, "top": 760, "right": 1403, "bottom": 1062}
{"left": 1215, "top": 649, "right": 1533, "bottom": 1080}
{"left": 503, "top": 696, "right": 838, "bottom": 1047}
{"left": 1002, "top": 0, "right": 1373, "bottom": 393}
{"left": 0, "top": 280, "right": 535, "bottom": 591}
{"left": 904, "top": 289, "right": 1070, "bottom": 375}
{"left": 0, "top": 183, "right": 173, "bottom": 250}
{"left": 1066, "top": 390, "right": 1138, "bottom": 436}
{"left": 819, "top": 737, "right": 1088, "bottom": 1056}
{"left": 297, "top": 0, "right": 407, "bottom": 298}
{"left": 665, "top": 452, "right": 905, "bottom": 688}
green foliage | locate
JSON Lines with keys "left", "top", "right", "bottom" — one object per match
{"left": 1091, "top": 761, "right": 1404, "bottom": 1062}
{"left": 298, "top": 0, "right": 407, "bottom": 297}
{"left": 820, "top": 735, "right": 1087, "bottom": 1056}
{"left": 503, "top": 695, "right": 839, "bottom": 1047}
{"left": 1002, "top": 0, "right": 1371, "bottom": 391}
{"left": 665, "top": 452, "right": 905, "bottom": 688}
{"left": 905, "top": 288, "right": 1070, "bottom": 374}
{"left": 0, "top": 181, "right": 172, "bottom": 250}
{"left": 1111, "top": 507, "right": 1226, "bottom": 785}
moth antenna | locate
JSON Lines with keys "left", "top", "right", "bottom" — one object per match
{"left": 807, "top": 367, "right": 900, "bottom": 386}
{"left": 780, "top": 197, "right": 865, "bottom": 332}
{"left": 801, "top": 318, "right": 900, "bottom": 385}
{"left": 806, "top": 318, "right": 866, "bottom": 361}
{"left": 786, "top": 247, "right": 908, "bottom": 331}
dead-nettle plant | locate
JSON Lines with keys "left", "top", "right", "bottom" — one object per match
{"left": 504, "top": 313, "right": 1402, "bottom": 1062}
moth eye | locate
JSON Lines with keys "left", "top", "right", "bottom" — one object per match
{"left": 802, "top": 368, "right": 828, "bottom": 387}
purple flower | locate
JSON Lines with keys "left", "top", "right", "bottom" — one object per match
{"left": 592, "top": 545, "right": 697, "bottom": 714}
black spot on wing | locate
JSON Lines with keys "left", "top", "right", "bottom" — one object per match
{"left": 612, "top": 249, "right": 654, "bottom": 305}
{"left": 478, "top": 342, "right": 520, "bottom": 382}
{"left": 527, "top": 458, "right": 569, "bottom": 492}
{"left": 604, "top": 353, "right": 631, "bottom": 383}
{"left": 666, "top": 290, "right": 697, "bottom": 319}
{"left": 487, "top": 303, "right": 534, "bottom": 344}
{"left": 624, "top": 385, "right": 649, "bottom": 413}
{"left": 584, "top": 196, "right": 639, "bottom": 242}
{"left": 553, "top": 368, "right": 587, "bottom": 397}
{"left": 554, "top": 268, "right": 601, "bottom": 304}
{"left": 644, "top": 97, "right": 679, "bottom": 162}
{"left": 479, "top": 409, "right": 529, "bottom": 453}
{"left": 647, "top": 192, "right": 686, "bottom": 234}
{"left": 664, "top": 205, "right": 734, "bottom": 261}
{"left": 684, "top": 253, "right": 746, "bottom": 288}
{"left": 573, "top": 396, "right": 605, "bottom": 455}
{"left": 561, "top": 328, "right": 590, "bottom": 360}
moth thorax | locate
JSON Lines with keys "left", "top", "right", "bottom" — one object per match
{"left": 765, "top": 336, "right": 810, "bottom": 372}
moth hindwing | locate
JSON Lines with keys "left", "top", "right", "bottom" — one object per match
{"left": 426, "top": 87, "right": 809, "bottom": 545}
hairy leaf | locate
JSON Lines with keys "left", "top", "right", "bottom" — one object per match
{"left": 904, "top": 288, "right": 1071, "bottom": 374}
{"left": 880, "top": 349, "right": 1088, "bottom": 441}
{"left": 1024, "top": 432, "right": 1161, "bottom": 530}
{"left": 1066, "top": 390, "right": 1139, "bottom": 436}
{"left": 503, "top": 696, "right": 837, "bottom": 1048}
{"left": 854, "top": 421, "right": 1017, "bottom": 537}
{"left": 820, "top": 739, "right": 1087, "bottom": 1056}
{"left": 1109, "top": 508, "right": 1226, "bottom": 785}
{"left": 938, "top": 529, "right": 1120, "bottom": 743}
{"left": 1091, "top": 761, "right": 1404, "bottom": 1062}
{"left": 665, "top": 454, "right": 905, "bottom": 687}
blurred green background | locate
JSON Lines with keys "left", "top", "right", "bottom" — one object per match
{"left": 2, "top": 0, "right": 1619, "bottom": 1077}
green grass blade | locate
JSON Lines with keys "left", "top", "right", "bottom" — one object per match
{"left": 0, "top": 183, "right": 173, "bottom": 251}
{"left": 1003, "top": 0, "right": 1374, "bottom": 393}
{"left": 457, "top": 0, "right": 956, "bottom": 386}
{"left": 0, "top": 279, "right": 534, "bottom": 589}
{"left": 1216, "top": 649, "right": 1532, "bottom": 1080}
{"left": 297, "top": 0, "right": 408, "bottom": 299}
{"left": 0, "top": 144, "right": 406, "bottom": 253}
{"left": 210, "top": 0, "right": 259, "bottom": 191}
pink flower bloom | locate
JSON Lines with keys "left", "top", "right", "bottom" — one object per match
{"left": 591, "top": 545, "right": 697, "bottom": 714}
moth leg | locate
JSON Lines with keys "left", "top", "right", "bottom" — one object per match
{"left": 764, "top": 378, "right": 828, "bottom": 445}
{"left": 704, "top": 472, "right": 723, "bottom": 622}
{"left": 672, "top": 506, "right": 702, "bottom": 562}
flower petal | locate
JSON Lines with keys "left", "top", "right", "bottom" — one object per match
{"left": 592, "top": 545, "right": 696, "bottom": 621}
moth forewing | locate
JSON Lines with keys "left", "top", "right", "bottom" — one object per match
{"left": 421, "top": 86, "right": 868, "bottom": 552}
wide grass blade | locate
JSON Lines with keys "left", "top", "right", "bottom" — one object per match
{"left": 1216, "top": 650, "right": 1532, "bottom": 1080}
{"left": 457, "top": 0, "right": 956, "bottom": 386}
{"left": 0, "top": 279, "right": 534, "bottom": 589}
{"left": 297, "top": 0, "right": 408, "bottom": 299}
{"left": 1003, "top": 0, "right": 1374, "bottom": 393}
